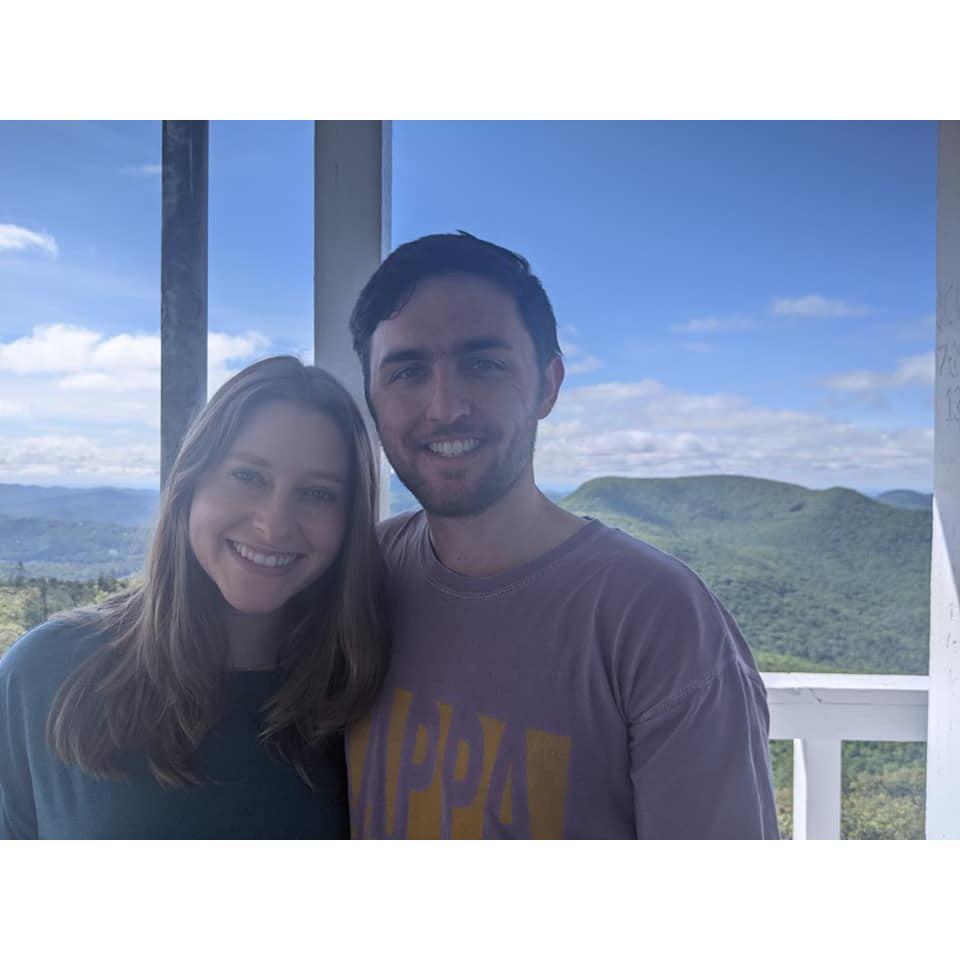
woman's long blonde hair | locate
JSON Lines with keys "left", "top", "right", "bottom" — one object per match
{"left": 47, "top": 356, "right": 388, "bottom": 788}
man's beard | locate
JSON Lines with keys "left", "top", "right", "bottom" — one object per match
{"left": 386, "top": 419, "right": 538, "bottom": 518}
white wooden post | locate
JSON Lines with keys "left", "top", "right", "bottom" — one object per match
{"left": 314, "top": 121, "right": 393, "bottom": 519}
{"left": 793, "top": 738, "right": 841, "bottom": 840}
{"left": 926, "top": 120, "right": 960, "bottom": 839}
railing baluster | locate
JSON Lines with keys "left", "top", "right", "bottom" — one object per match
{"left": 793, "top": 738, "right": 842, "bottom": 840}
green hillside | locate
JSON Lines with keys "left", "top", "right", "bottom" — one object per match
{"left": 0, "top": 514, "right": 148, "bottom": 579}
{"left": 561, "top": 475, "right": 931, "bottom": 675}
{"left": 875, "top": 489, "right": 933, "bottom": 511}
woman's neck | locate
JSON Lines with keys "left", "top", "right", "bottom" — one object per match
{"left": 222, "top": 605, "right": 283, "bottom": 671}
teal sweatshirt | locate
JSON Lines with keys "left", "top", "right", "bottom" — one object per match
{"left": 0, "top": 619, "right": 348, "bottom": 839}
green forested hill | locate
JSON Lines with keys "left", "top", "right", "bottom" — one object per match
{"left": 0, "top": 514, "right": 148, "bottom": 579}
{"left": 875, "top": 489, "right": 933, "bottom": 511}
{"left": 561, "top": 475, "right": 931, "bottom": 675}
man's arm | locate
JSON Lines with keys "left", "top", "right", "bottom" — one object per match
{"left": 628, "top": 656, "right": 780, "bottom": 839}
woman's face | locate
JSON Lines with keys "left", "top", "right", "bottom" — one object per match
{"left": 188, "top": 400, "right": 349, "bottom": 616}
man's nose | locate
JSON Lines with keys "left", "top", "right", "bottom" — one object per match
{"left": 425, "top": 368, "right": 471, "bottom": 423}
{"left": 252, "top": 491, "right": 294, "bottom": 543}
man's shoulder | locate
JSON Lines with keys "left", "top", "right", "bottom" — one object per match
{"left": 573, "top": 519, "right": 756, "bottom": 679}
{"left": 375, "top": 510, "right": 424, "bottom": 559}
{"left": 574, "top": 519, "right": 715, "bottom": 607}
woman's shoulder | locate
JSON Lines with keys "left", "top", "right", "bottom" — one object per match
{"left": 0, "top": 613, "right": 110, "bottom": 695}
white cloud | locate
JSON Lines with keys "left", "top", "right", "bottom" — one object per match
{"left": 0, "top": 435, "right": 159, "bottom": 481}
{"left": 0, "top": 322, "right": 277, "bottom": 484}
{"left": 772, "top": 295, "right": 868, "bottom": 318}
{"left": 669, "top": 317, "right": 755, "bottom": 334}
{"left": 822, "top": 352, "right": 935, "bottom": 394}
{"left": 565, "top": 354, "right": 604, "bottom": 375}
{"left": 0, "top": 324, "right": 101, "bottom": 373}
{"left": 0, "top": 400, "right": 28, "bottom": 417}
{"left": 209, "top": 331, "right": 271, "bottom": 393}
{"left": 559, "top": 329, "right": 603, "bottom": 376}
{"left": 0, "top": 223, "right": 59, "bottom": 257}
{"left": 0, "top": 323, "right": 271, "bottom": 430}
{"left": 535, "top": 379, "right": 933, "bottom": 490}
{"left": 123, "top": 164, "right": 162, "bottom": 177}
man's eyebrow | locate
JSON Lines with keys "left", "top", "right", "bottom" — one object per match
{"left": 454, "top": 337, "right": 513, "bottom": 354}
{"left": 378, "top": 347, "right": 431, "bottom": 368}
{"left": 228, "top": 453, "right": 343, "bottom": 486}
{"left": 378, "top": 338, "right": 513, "bottom": 369}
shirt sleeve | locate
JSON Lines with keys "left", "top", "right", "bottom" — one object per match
{"left": 0, "top": 657, "right": 39, "bottom": 840}
{"left": 628, "top": 656, "right": 780, "bottom": 839}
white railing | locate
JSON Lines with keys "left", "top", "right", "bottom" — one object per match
{"left": 761, "top": 672, "right": 930, "bottom": 840}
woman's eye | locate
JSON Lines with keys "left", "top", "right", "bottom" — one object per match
{"left": 304, "top": 488, "right": 337, "bottom": 504}
{"left": 231, "top": 469, "right": 265, "bottom": 487}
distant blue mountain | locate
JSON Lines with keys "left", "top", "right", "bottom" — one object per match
{"left": 0, "top": 483, "right": 159, "bottom": 527}
{"left": 874, "top": 489, "right": 933, "bottom": 511}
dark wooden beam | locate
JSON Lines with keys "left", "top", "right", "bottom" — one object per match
{"left": 161, "top": 120, "right": 208, "bottom": 487}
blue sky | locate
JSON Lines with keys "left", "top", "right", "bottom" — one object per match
{"left": 0, "top": 121, "right": 937, "bottom": 493}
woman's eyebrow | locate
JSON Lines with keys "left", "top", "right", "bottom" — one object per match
{"left": 229, "top": 452, "right": 271, "bottom": 466}
{"left": 228, "top": 453, "right": 343, "bottom": 485}
{"left": 301, "top": 470, "right": 344, "bottom": 486}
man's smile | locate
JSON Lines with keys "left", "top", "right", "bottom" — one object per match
{"left": 424, "top": 438, "right": 483, "bottom": 458}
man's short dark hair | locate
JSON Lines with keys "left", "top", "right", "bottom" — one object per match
{"left": 349, "top": 231, "right": 562, "bottom": 396}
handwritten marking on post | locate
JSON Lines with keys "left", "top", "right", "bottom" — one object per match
{"left": 937, "top": 340, "right": 960, "bottom": 379}
{"left": 946, "top": 387, "right": 960, "bottom": 422}
{"left": 938, "top": 284, "right": 959, "bottom": 331}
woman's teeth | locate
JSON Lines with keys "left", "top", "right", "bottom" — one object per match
{"left": 230, "top": 541, "right": 298, "bottom": 568}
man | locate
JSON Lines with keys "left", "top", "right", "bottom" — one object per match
{"left": 346, "top": 232, "right": 779, "bottom": 839}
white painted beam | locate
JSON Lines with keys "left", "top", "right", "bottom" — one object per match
{"left": 314, "top": 121, "right": 392, "bottom": 518}
{"left": 793, "top": 739, "right": 842, "bottom": 840}
{"left": 927, "top": 120, "right": 960, "bottom": 839}
{"left": 763, "top": 673, "right": 929, "bottom": 741}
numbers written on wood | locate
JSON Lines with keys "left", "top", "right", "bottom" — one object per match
{"left": 946, "top": 386, "right": 960, "bottom": 422}
{"left": 937, "top": 340, "right": 960, "bottom": 380}
{"left": 938, "top": 285, "right": 959, "bottom": 331}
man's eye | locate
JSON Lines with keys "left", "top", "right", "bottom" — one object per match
{"left": 470, "top": 358, "right": 505, "bottom": 373}
{"left": 389, "top": 365, "right": 426, "bottom": 383}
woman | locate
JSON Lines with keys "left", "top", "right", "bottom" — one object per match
{"left": 0, "top": 356, "right": 388, "bottom": 839}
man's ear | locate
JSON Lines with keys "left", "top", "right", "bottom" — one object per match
{"left": 537, "top": 355, "right": 565, "bottom": 419}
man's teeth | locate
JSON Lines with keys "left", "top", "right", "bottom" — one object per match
{"left": 231, "top": 541, "right": 298, "bottom": 568}
{"left": 427, "top": 438, "right": 481, "bottom": 458}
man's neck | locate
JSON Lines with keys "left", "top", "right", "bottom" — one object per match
{"left": 424, "top": 481, "right": 587, "bottom": 578}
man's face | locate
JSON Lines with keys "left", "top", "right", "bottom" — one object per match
{"left": 368, "top": 273, "right": 562, "bottom": 517}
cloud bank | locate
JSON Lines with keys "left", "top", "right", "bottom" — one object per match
{"left": 0, "top": 223, "right": 59, "bottom": 257}
{"left": 822, "top": 352, "right": 934, "bottom": 394}
{"left": 0, "top": 323, "right": 271, "bottom": 482}
{"left": 535, "top": 379, "right": 932, "bottom": 491}
{"left": 772, "top": 295, "right": 868, "bottom": 318}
